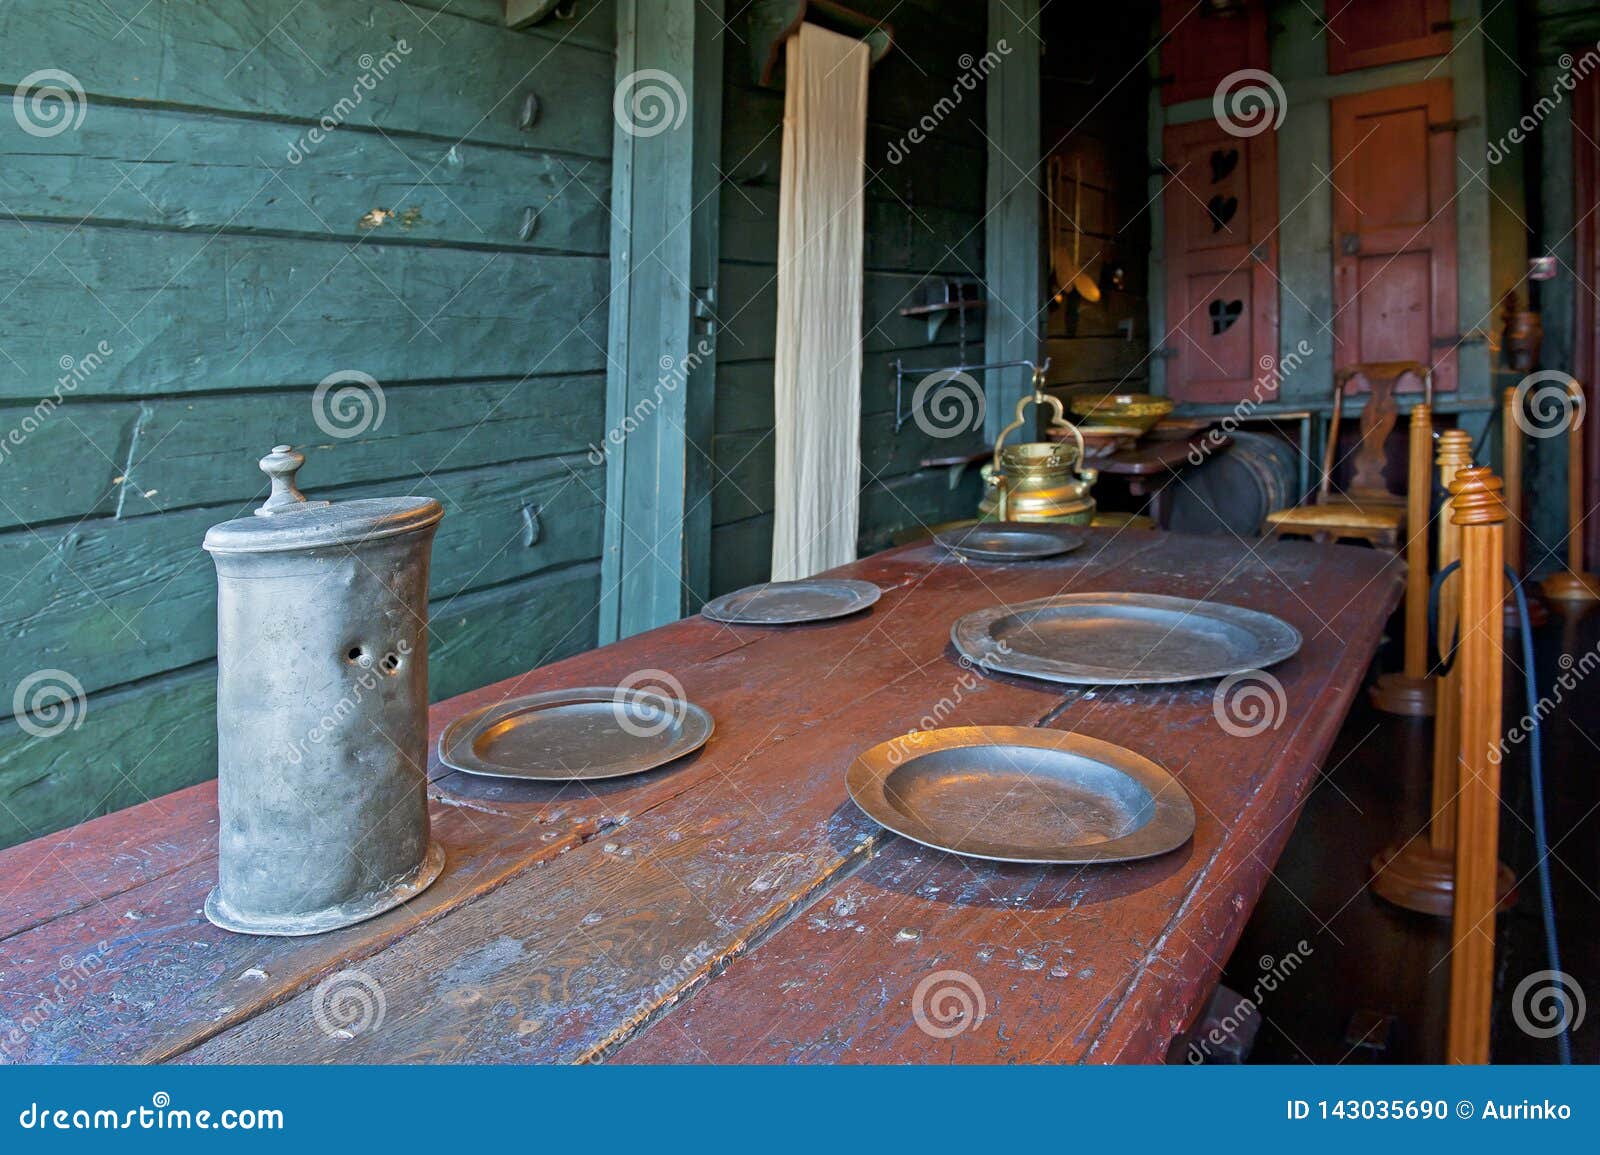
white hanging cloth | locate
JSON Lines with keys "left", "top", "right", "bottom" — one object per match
{"left": 770, "top": 22, "right": 869, "bottom": 581}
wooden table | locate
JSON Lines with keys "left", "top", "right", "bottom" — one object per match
{"left": 0, "top": 529, "right": 1402, "bottom": 1064}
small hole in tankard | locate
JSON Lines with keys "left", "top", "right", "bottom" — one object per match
{"left": 380, "top": 652, "right": 402, "bottom": 675}
{"left": 346, "top": 646, "right": 371, "bottom": 666}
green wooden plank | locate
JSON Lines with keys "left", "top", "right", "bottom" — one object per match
{"left": 719, "top": 90, "right": 986, "bottom": 214}
{"left": 0, "top": 0, "right": 614, "bottom": 154}
{"left": 0, "top": 561, "right": 602, "bottom": 849}
{"left": 430, "top": 561, "right": 600, "bottom": 699}
{"left": 599, "top": 0, "right": 724, "bottom": 641}
{"left": 715, "top": 264, "right": 994, "bottom": 363}
{"left": 118, "top": 374, "right": 605, "bottom": 518}
{"left": 982, "top": 0, "right": 1042, "bottom": 444}
{"left": 0, "top": 399, "right": 137, "bottom": 529}
{"left": 0, "top": 665, "right": 217, "bottom": 851}
{"left": 4, "top": 103, "right": 611, "bottom": 253}
{"left": 709, "top": 429, "right": 774, "bottom": 525}
{"left": 721, "top": 185, "right": 983, "bottom": 272}
{"left": 495, "top": 0, "right": 615, "bottom": 48}
{"left": 0, "top": 455, "right": 604, "bottom": 705}
{"left": 0, "top": 226, "right": 608, "bottom": 399}
{"left": 709, "top": 514, "right": 772, "bottom": 595}
{"left": 859, "top": 467, "right": 981, "bottom": 553}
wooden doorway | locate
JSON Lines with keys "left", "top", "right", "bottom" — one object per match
{"left": 1330, "top": 80, "right": 1459, "bottom": 396}
{"left": 1161, "top": 119, "right": 1279, "bottom": 405}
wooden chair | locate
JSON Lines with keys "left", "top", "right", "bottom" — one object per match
{"left": 1262, "top": 361, "right": 1432, "bottom": 550}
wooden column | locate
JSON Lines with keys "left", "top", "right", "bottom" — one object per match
{"left": 1540, "top": 377, "right": 1600, "bottom": 602}
{"left": 1503, "top": 387, "right": 1523, "bottom": 575}
{"left": 1371, "top": 400, "right": 1436, "bottom": 715}
{"left": 982, "top": 0, "right": 1042, "bottom": 442}
{"left": 1371, "top": 434, "right": 1514, "bottom": 916}
{"left": 1447, "top": 465, "right": 1506, "bottom": 1065}
{"left": 1502, "top": 385, "right": 1548, "bottom": 627}
{"left": 600, "top": 0, "right": 725, "bottom": 641}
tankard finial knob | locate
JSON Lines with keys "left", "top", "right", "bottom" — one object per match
{"left": 257, "top": 444, "right": 314, "bottom": 515}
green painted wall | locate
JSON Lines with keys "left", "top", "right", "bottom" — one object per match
{"left": 0, "top": 0, "right": 618, "bottom": 847}
{"left": 1527, "top": 0, "right": 1600, "bottom": 571}
{"left": 708, "top": 0, "right": 994, "bottom": 595}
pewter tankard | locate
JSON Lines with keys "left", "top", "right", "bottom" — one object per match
{"left": 202, "top": 445, "right": 445, "bottom": 936}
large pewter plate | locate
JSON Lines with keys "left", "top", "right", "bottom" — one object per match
{"left": 934, "top": 522, "right": 1085, "bottom": 562}
{"left": 438, "top": 687, "right": 713, "bottom": 781}
{"left": 701, "top": 578, "right": 880, "bottom": 625}
{"left": 952, "top": 591, "right": 1301, "bottom": 685}
{"left": 847, "top": 726, "right": 1195, "bottom": 864}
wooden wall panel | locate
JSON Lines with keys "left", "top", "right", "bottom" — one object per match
{"left": 708, "top": 0, "right": 993, "bottom": 588}
{"left": 1330, "top": 80, "right": 1458, "bottom": 394}
{"left": 0, "top": 0, "right": 617, "bottom": 847}
{"left": 1158, "top": 0, "right": 1269, "bottom": 106}
{"left": 1326, "top": 0, "right": 1452, "bottom": 75}
{"left": 1040, "top": 0, "right": 1153, "bottom": 400}
{"left": 1161, "top": 119, "right": 1278, "bottom": 404}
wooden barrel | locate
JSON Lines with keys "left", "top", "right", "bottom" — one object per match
{"left": 1164, "top": 429, "right": 1299, "bottom": 536}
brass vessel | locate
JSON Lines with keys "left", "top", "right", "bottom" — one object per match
{"left": 979, "top": 383, "right": 1097, "bottom": 525}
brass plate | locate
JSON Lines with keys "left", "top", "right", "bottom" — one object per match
{"left": 847, "top": 726, "right": 1195, "bottom": 864}
{"left": 701, "top": 579, "right": 881, "bottom": 625}
{"left": 935, "top": 522, "right": 1085, "bottom": 562}
{"left": 438, "top": 687, "right": 713, "bottom": 781}
{"left": 952, "top": 592, "right": 1301, "bottom": 685}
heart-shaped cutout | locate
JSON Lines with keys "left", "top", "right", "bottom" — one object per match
{"left": 1207, "top": 194, "right": 1238, "bottom": 233}
{"left": 1209, "top": 298, "right": 1244, "bottom": 335}
{"left": 1210, "top": 148, "right": 1239, "bottom": 183}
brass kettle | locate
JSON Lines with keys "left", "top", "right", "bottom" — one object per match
{"left": 978, "top": 384, "right": 1098, "bottom": 525}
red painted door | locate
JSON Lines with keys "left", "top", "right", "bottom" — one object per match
{"left": 1162, "top": 120, "right": 1278, "bottom": 404}
{"left": 1327, "top": 0, "right": 1452, "bottom": 75}
{"left": 1158, "top": 0, "right": 1269, "bottom": 107}
{"left": 1330, "top": 80, "right": 1458, "bottom": 396}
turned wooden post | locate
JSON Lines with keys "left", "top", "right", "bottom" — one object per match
{"left": 1371, "top": 432, "right": 1517, "bottom": 915}
{"left": 1447, "top": 466, "right": 1507, "bottom": 1065}
{"left": 1541, "top": 377, "right": 1600, "bottom": 601}
{"left": 1502, "top": 388, "right": 1523, "bottom": 576}
{"left": 1503, "top": 386, "right": 1548, "bottom": 628}
{"left": 1371, "top": 400, "right": 1436, "bottom": 715}
{"left": 1431, "top": 433, "right": 1470, "bottom": 856}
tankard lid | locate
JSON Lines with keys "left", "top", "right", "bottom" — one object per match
{"left": 203, "top": 445, "right": 442, "bottom": 555}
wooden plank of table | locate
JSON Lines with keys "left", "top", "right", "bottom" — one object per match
{"left": 176, "top": 532, "right": 1172, "bottom": 1062}
{"left": 0, "top": 535, "right": 1150, "bottom": 1062}
{"left": 2, "top": 531, "right": 1395, "bottom": 1065}
{"left": 0, "top": 618, "right": 758, "bottom": 1063}
{"left": 613, "top": 540, "right": 1401, "bottom": 1062}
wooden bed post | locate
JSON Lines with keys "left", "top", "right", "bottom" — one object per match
{"left": 1371, "top": 398, "right": 1436, "bottom": 715}
{"left": 1540, "top": 378, "right": 1600, "bottom": 602}
{"left": 1447, "top": 465, "right": 1507, "bottom": 1065}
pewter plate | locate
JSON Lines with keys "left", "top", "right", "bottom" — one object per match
{"left": 847, "top": 726, "right": 1195, "bottom": 864}
{"left": 700, "top": 578, "right": 881, "bottom": 625}
{"left": 935, "top": 522, "right": 1085, "bottom": 562}
{"left": 437, "top": 687, "right": 713, "bottom": 781}
{"left": 952, "top": 591, "right": 1301, "bottom": 685}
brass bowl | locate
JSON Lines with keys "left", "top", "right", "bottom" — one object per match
{"left": 1069, "top": 392, "right": 1174, "bottom": 435}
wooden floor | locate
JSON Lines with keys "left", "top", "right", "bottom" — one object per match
{"left": 1224, "top": 601, "right": 1600, "bottom": 1064}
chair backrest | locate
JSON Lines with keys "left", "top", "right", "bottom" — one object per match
{"left": 1318, "top": 361, "right": 1431, "bottom": 505}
